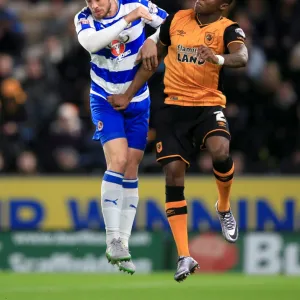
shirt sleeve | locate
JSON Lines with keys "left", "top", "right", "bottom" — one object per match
{"left": 139, "top": 0, "right": 168, "bottom": 28}
{"left": 159, "top": 13, "right": 175, "bottom": 47}
{"left": 74, "top": 12, "right": 95, "bottom": 35}
{"left": 76, "top": 16, "right": 128, "bottom": 53}
{"left": 224, "top": 24, "right": 246, "bottom": 51}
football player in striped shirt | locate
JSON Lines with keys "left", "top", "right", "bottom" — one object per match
{"left": 75, "top": 0, "right": 168, "bottom": 275}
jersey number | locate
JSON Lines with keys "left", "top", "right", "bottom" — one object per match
{"left": 214, "top": 111, "right": 226, "bottom": 122}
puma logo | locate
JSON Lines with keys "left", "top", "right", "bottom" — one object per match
{"left": 104, "top": 199, "right": 118, "bottom": 206}
{"left": 129, "top": 204, "right": 137, "bottom": 209}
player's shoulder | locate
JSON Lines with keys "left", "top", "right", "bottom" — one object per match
{"left": 173, "top": 9, "right": 194, "bottom": 20}
{"left": 220, "top": 17, "right": 246, "bottom": 39}
{"left": 74, "top": 6, "right": 92, "bottom": 22}
{"left": 167, "top": 9, "right": 194, "bottom": 29}
{"left": 219, "top": 17, "right": 238, "bottom": 29}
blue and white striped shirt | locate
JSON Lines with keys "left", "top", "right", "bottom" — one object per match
{"left": 75, "top": 0, "right": 168, "bottom": 102}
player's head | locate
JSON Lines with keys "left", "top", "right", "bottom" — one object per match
{"left": 194, "top": 0, "right": 233, "bottom": 15}
{"left": 85, "top": 0, "right": 112, "bottom": 20}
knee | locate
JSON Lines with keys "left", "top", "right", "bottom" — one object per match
{"left": 108, "top": 155, "right": 127, "bottom": 173}
{"left": 124, "top": 158, "right": 140, "bottom": 179}
{"left": 164, "top": 161, "right": 186, "bottom": 186}
{"left": 209, "top": 142, "right": 230, "bottom": 162}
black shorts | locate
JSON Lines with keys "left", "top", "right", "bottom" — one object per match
{"left": 154, "top": 105, "right": 231, "bottom": 166}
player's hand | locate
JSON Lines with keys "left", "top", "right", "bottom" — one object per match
{"left": 107, "top": 94, "right": 131, "bottom": 111}
{"left": 124, "top": 6, "right": 153, "bottom": 24}
{"left": 197, "top": 45, "right": 219, "bottom": 64}
{"left": 136, "top": 39, "right": 158, "bottom": 71}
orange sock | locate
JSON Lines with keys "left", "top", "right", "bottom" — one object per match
{"left": 165, "top": 186, "right": 190, "bottom": 257}
{"left": 213, "top": 158, "right": 235, "bottom": 212}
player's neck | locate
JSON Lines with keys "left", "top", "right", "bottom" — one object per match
{"left": 106, "top": 0, "right": 119, "bottom": 18}
{"left": 196, "top": 12, "right": 222, "bottom": 26}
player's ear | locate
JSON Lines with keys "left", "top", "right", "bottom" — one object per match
{"left": 220, "top": 3, "right": 229, "bottom": 12}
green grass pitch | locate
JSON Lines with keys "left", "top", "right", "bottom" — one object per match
{"left": 0, "top": 273, "right": 299, "bottom": 300}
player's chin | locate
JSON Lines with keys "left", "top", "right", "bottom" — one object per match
{"left": 195, "top": 4, "right": 211, "bottom": 15}
{"left": 194, "top": 7, "right": 206, "bottom": 14}
{"left": 93, "top": 11, "right": 106, "bottom": 19}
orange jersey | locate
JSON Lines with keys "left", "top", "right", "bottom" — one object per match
{"left": 159, "top": 9, "right": 246, "bottom": 107}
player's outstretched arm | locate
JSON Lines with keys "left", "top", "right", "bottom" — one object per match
{"left": 197, "top": 43, "right": 248, "bottom": 68}
{"left": 77, "top": 7, "right": 152, "bottom": 53}
{"left": 141, "top": 0, "right": 168, "bottom": 29}
{"left": 223, "top": 42, "right": 248, "bottom": 67}
{"left": 108, "top": 41, "right": 167, "bottom": 110}
{"left": 78, "top": 20, "right": 128, "bottom": 53}
{"left": 197, "top": 24, "right": 248, "bottom": 68}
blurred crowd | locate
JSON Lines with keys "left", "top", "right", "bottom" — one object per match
{"left": 0, "top": 0, "right": 300, "bottom": 175}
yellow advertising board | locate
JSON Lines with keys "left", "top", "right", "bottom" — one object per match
{"left": 0, "top": 176, "right": 299, "bottom": 230}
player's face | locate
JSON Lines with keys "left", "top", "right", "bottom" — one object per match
{"left": 86, "top": 0, "right": 112, "bottom": 20}
{"left": 194, "top": 0, "right": 226, "bottom": 15}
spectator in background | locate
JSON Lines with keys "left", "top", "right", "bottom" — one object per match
{"left": 273, "top": 0, "right": 300, "bottom": 70}
{"left": 265, "top": 81, "right": 298, "bottom": 161}
{"left": 0, "top": 0, "right": 25, "bottom": 59}
{"left": 0, "top": 53, "right": 27, "bottom": 172}
{"left": 246, "top": 0, "right": 275, "bottom": 54}
{"left": 233, "top": 10, "right": 267, "bottom": 81}
{"left": 40, "top": 102, "right": 86, "bottom": 173}
{"left": 16, "top": 150, "right": 39, "bottom": 175}
{"left": 0, "top": 52, "right": 13, "bottom": 81}
{"left": 22, "top": 55, "right": 61, "bottom": 141}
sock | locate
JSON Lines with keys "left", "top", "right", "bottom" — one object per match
{"left": 213, "top": 157, "right": 234, "bottom": 212}
{"left": 165, "top": 186, "right": 190, "bottom": 257}
{"left": 120, "top": 179, "right": 139, "bottom": 249}
{"left": 101, "top": 170, "right": 124, "bottom": 246}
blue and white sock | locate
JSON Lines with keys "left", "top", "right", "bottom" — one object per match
{"left": 120, "top": 179, "right": 139, "bottom": 248}
{"left": 101, "top": 170, "right": 124, "bottom": 246}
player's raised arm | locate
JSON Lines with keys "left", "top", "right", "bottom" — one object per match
{"left": 75, "top": 6, "right": 153, "bottom": 53}
{"left": 107, "top": 12, "right": 173, "bottom": 110}
{"left": 136, "top": 1, "right": 168, "bottom": 70}
{"left": 197, "top": 24, "right": 248, "bottom": 68}
{"left": 139, "top": 0, "right": 168, "bottom": 29}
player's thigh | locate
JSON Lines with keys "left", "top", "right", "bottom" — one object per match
{"left": 155, "top": 105, "right": 194, "bottom": 168}
{"left": 122, "top": 100, "right": 149, "bottom": 177}
{"left": 90, "top": 94, "right": 128, "bottom": 168}
{"left": 90, "top": 94, "right": 126, "bottom": 145}
{"left": 124, "top": 99, "right": 150, "bottom": 152}
{"left": 193, "top": 106, "right": 231, "bottom": 153}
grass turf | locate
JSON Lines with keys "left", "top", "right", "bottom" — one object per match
{"left": 0, "top": 273, "right": 299, "bottom": 300}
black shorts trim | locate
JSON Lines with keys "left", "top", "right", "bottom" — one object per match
{"left": 200, "top": 129, "right": 231, "bottom": 150}
{"left": 157, "top": 155, "right": 190, "bottom": 166}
